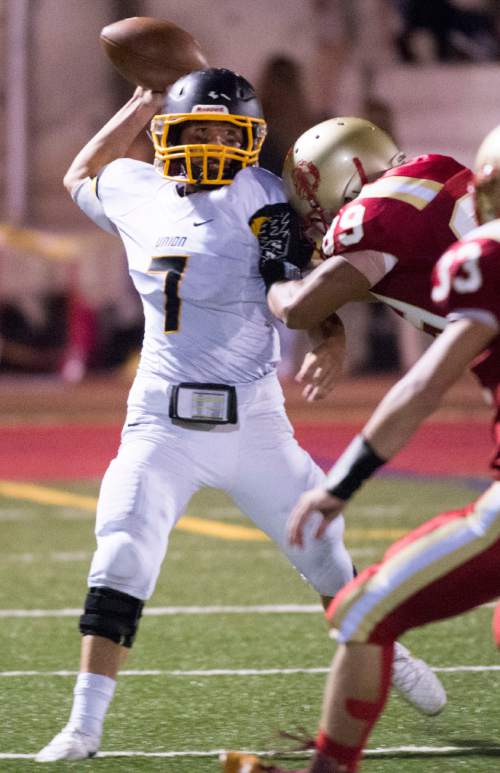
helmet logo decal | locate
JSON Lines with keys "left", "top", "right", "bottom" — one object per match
{"left": 192, "top": 104, "right": 229, "bottom": 113}
{"left": 292, "top": 160, "right": 320, "bottom": 204}
{"left": 208, "top": 90, "right": 231, "bottom": 101}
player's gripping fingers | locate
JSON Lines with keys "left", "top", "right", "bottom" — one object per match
{"left": 302, "top": 365, "right": 340, "bottom": 401}
{"left": 302, "top": 381, "right": 321, "bottom": 402}
{"left": 295, "top": 358, "right": 328, "bottom": 400}
{"left": 287, "top": 496, "right": 314, "bottom": 547}
{"left": 311, "top": 493, "right": 344, "bottom": 538}
{"left": 302, "top": 380, "right": 327, "bottom": 402}
{"left": 132, "top": 86, "right": 165, "bottom": 109}
{"left": 295, "top": 352, "right": 316, "bottom": 385}
{"left": 288, "top": 488, "right": 330, "bottom": 546}
{"left": 288, "top": 488, "right": 345, "bottom": 547}
{"left": 296, "top": 348, "right": 342, "bottom": 400}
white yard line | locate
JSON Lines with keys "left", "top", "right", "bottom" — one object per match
{"left": 0, "top": 604, "right": 324, "bottom": 618}
{"left": 2, "top": 665, "right": 500, "bottom": 677}
{"left": 1, "top": 668, "right": 328, "bottom": 677}
{"left": 1, "top": 601, "right": 496, "bottom": 618}
{"left": 2, "top": 745, "right": 500, "bottom": 760}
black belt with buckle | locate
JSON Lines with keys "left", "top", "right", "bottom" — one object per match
{"left": 169, "top": 382, "right": 237, "bottom": 424}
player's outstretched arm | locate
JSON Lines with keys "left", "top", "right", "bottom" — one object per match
{"left": 267, "top": 254, "right": 371, "bottom": 329}
{"left": 362, "top": 316, "right": 494, "bottom": 459}
{"left": 63, "top": 87, "right": 164, "bottom": 194}
{"left": 289, "top": 316, "right": 495, "bottom": 547}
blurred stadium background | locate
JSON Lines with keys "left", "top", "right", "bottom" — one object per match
{"left": 2, "top": 0, "right": 500, "bottom": 382}
{"left": 2, "top": 2, "right": 500, "bottom": 768}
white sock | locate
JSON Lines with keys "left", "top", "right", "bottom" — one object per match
{"left": 67, "top": 672, "right": 116, "bottom": 739}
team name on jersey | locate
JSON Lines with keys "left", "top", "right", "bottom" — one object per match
{"left": 155, "top": 235, "right": 188, "bottom": 248}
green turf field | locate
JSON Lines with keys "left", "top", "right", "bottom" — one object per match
{"left": 1, "top": 476, "right": 499, "bottom": 772}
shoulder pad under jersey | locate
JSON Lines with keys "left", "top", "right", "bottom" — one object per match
{"left": 228, "top": 166, "right": 286, "bottom": 223}
{"left": 96, "top": 159, "right": 166, "bottom": 216}
{"left": 383, "top": 154, "right": 468, "bottom": 185}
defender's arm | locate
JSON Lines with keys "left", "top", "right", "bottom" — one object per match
{"left": 267, "top": 255, "right": 373, "bottom": 329}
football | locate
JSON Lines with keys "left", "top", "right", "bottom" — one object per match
{"left": 99, "top": 16, "right": 208, "bottom": 91}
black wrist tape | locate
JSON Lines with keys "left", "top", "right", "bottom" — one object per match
{"left": 251, "top": 202, "right": 313, "bottom": 290}
{"left": 325, "top": 434, "right": 386, "bottom": 501}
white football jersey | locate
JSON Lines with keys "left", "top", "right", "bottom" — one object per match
{"left": 74, "top": 160, "right": 286, "bottom": 383}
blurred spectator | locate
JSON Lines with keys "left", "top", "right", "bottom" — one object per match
{"left": 0, "top": 288, "right": 143, "bottom": 377}
{"left": 391, "top": 0, "right": 500, "bottom": 62}
{"left": 256, "top": 54, "right": 321, "bottom": 379}
{"left": 0, "top": 224, "right": 72, "bottom": 374}
{"left": 0, "top": 222, "right": 143, "bottom": 378}
{"left": 256, "top": 54, "right": 317, "bottom": 176}
{"left": 0, "top": 293, "right": 65, "bottom": 373}
{"left": 310, "top": 0, "right": 357, "bottom": 117}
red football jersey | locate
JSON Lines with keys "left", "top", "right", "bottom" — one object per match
{"left": 432, "top": 222, "right": 500, "bottom": 477}
{"left": 329, "top": 154, "right": 476, "bottom": 335}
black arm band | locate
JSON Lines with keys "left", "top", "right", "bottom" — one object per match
{"left": 325, "top": 434, "right": 386, "bottom": 501}
{"left": 250, "top": 202, "right": 313, "bottom": 291}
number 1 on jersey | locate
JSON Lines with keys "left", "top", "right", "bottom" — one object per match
{"left": 148, "top": 256, "right": 189, "bottom": 333}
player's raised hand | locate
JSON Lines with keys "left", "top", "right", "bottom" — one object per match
{"left": 288, "top": 487, "right": 345, "bottom": 547}
{"left": 132, "top": 85, "right": 166, "bottom": 108}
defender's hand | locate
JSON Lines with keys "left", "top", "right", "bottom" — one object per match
{"left": 288, "top": 487, "right": 345, "bottom": 547}
{"left": 297, "top": 313, "right": 345, "bottom": 401}
{"left": 296, "top": 337, "right": 343, "bottom": 401}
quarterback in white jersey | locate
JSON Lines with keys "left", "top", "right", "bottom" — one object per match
{"left": 36, "top": 68, "right": 355, "bottom": 763}
{"left": 77, "top": 158, "right": 283, "bottom": 386}
{"left": 37, "top": 68, "right": 441, "bottom": 763}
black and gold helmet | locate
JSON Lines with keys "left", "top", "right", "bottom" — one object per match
{"left": 283, "top": 117, "right": 404, "bottom": 239}
{"left": 474, "top": 124, "right": 500, "bottom": 224}
{"left": 151, "top": 67, "right": 267, "bottom": 186}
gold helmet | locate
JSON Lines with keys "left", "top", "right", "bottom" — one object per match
{"left": 474, "top": 124, "right": 500, "bottom": 224}
{"left": 282, "top": 117, "right": 404, "bottom": 240}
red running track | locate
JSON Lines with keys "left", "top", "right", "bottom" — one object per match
{"left": 0, "top": 421, "right": 493, "bottom": 481}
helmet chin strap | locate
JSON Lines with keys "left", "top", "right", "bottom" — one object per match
{"left": 390, "top": 151, "right": 407, "bottom": 168}
{"left": 341, "top": 157, "right": 368, "bottom": 206}
{"left": 352, "top": 157, "right": 368, "bottom": 186}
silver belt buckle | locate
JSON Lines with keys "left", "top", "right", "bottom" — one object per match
{"left": 169, "top": 383, "right": 237, "bottom": 424}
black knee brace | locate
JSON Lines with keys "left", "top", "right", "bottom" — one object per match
{"left": 79, "top": 587, "right": 144, "bottom": 648}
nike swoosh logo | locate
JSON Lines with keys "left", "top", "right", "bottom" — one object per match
{"left": 193, "top": 219, "right": 214, "bottom": 227}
